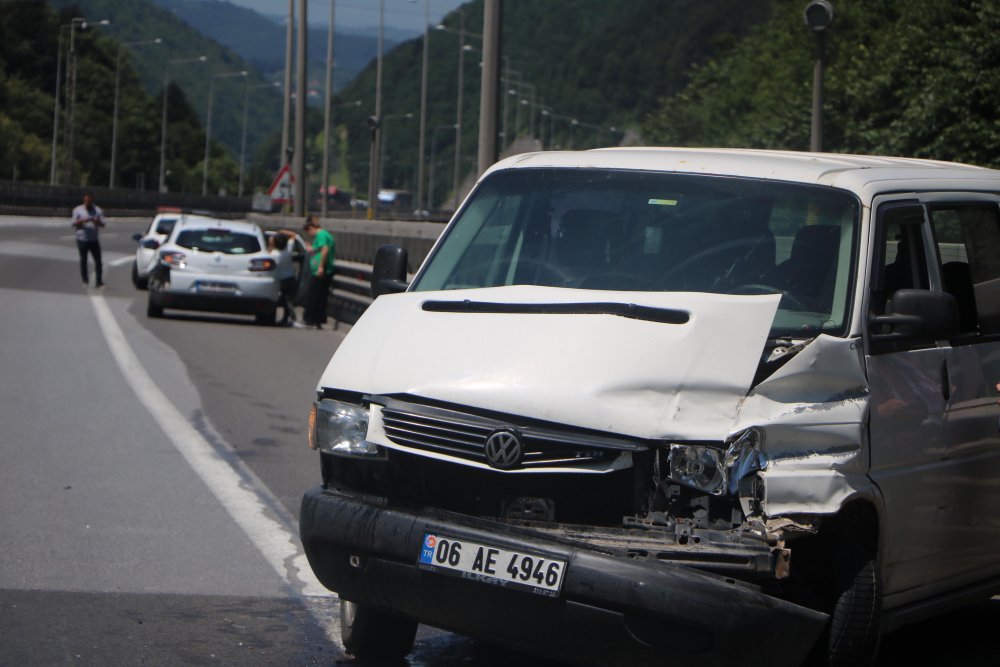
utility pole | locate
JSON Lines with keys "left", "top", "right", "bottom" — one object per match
{"left": 451, "top": 10, "right": 465, "bottom": 211}
{"left": 321, "top": 0, "right": 337, "bottom": 219}
{"left": 367, "top": 0, "right": 385, "bottom": 220}
{"left": 478, "top": 0, "right": 501, "bottom": 175}
{"left": 281, "top": 0, "right": 293, "bottom": 175}
{"left": 293, "top": 0, "right": 307, "bottom": 216}
{"left": 416, "top": 0, "right": 429, "bottom": 212}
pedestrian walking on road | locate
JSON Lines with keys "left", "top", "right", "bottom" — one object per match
{"left": 297, "top": 216, "right": 335, "bottom": 329}
{"left": 71, "top": 194, "right": 105, "bottom": 287}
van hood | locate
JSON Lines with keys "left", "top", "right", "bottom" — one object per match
{"left": 319, "top": 286, "right": 779, "bottom": 441}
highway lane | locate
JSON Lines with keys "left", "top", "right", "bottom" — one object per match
{"left": 0, "top": 214, "right": 997, "bottom": 666}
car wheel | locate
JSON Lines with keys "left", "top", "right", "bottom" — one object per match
{"left": 340, "top": 599, "right": 417, "bottom": 660}
{"left": 825, "top": 543, "right": 882, "bottom": 666}
{"left": 147, "top": 271, "right": 165, "bottom": 318}
{"left": 799, "top": 538, "right": 882, "bottom": 667}
{"left": 255, "top": 308, "right": 277, "bottom": 326}
{"left": 131, "top": 261, "right": 148, "bottom": 290}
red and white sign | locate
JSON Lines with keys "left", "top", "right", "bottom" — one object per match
{"left": 267, "top": 164, "right": 294, "bottom": 204}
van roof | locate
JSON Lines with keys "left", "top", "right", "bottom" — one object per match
{"left": 486, "top": 148, "right": 1000, "bottom": 201}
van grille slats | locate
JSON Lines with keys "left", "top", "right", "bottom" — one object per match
{"left": 380, "top": 401, "right": 628, "bottom": 468}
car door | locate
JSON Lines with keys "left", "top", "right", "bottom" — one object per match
{"left": 865, "top": 199, "right": 952, "bottom": 602}
{"left": 925, "top": 195, "right": 1000, "bottom": 589}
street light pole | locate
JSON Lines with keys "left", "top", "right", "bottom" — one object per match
{"left": 321, "top": 0, "right": 337, "bottom": 219}
{"left": 417, "top": 0, "right": 429, "bottom": 211}
{"left": 110, "top": 38, "right": 161, "bottom": 189}
{"left": 66, "top": 18, "right": 109, "bottom": 185}
{"left": 203, "top": 70, "right": 247, "bottom": 196}
{"left": 804, "top": 1, "right": 834, "bottom": 152}
{"left": 452, "top": 11, "right": 466, "bottom": 212}
{"left": 239, "top": 82, "right": 281, "bottom": 198}
{"left": 477, "top": 0, "right": 502, "bottom": 175}
{"left": 367, "top": 0, "right": 385, "bottom": 220}
{"left": 292, "top": 0, "right": 307, "bottom": 216}
{"left": 49, "top": 22, "right": 75, "bottom": 185}
{"left": 159, "top": 55, "right": 207, "bottom": 193}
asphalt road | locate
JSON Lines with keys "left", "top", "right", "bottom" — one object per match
{"left": 0, "top": 214, "right": 998, "bottom": 666}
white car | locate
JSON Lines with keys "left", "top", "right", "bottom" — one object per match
{"left": 301, "top": 147, "right": 1000, "bottom": 665}
{"left": 130, "top": 210, "right": 182, "bottom": 289}
{"left": 146, "top": 217, "right": 280, "bottom": 325}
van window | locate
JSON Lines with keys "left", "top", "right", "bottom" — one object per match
{"left": 413, "top": 169, "right": 860, "bottom": 338}
{"left": 871, "top": 205, "right": 931, "bottom": 319}
{"left": 929, "top": 203, "right": 1000, "bottom": 335}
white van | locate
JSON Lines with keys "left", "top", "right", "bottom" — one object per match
{"left": 300, "top": 148, "right": 1000, "bottom": 666}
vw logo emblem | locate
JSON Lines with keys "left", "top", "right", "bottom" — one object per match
{"left": 484, "top": 429, "right": 523, "bottom": 470}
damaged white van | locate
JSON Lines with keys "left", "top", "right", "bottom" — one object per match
{"left": 300, "top": 148, "right": 1000, "bottom": 666}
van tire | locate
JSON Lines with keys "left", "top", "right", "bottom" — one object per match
{"left": 805, "top": 540, "right": 882, "bottom": 667}
{"left": 827, "top": 544, "right": 882, "bottom": 666}
{"left": 340, "top": 599, "right": 417, "bottom": 660}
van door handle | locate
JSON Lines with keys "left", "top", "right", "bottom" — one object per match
{"left": 940, "top": 359, "right": 951, "bottom": 401}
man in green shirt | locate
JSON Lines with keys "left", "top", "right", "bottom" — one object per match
{"left": 299, "top": 216, "right": 335, "bottom": 329}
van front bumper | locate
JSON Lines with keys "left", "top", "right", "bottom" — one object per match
{"left": 300, "top": 486, "right": 827, "bottom": 667}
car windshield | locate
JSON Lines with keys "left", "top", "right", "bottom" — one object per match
{"left": 412, "top": 168, "right": 860, "bottom": 338}
{"left": 174, "top": 229, "right": 261, "bottom": 254}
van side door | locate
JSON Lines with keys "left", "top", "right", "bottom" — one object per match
{"left": 926, "top": 196, "right": 1000, "bottom": 589}
{"left": 865, "top": 200, "right": 952, "bottom": 604}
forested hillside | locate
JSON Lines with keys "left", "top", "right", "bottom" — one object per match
{"left": 150, "top": 0, "right": 389, "bottom": 90}
{"left": 643, "top": 0, "right": 1000, "bottom": 168}
{"left": 334, "top": 0, "right": 771, "bottom": 208}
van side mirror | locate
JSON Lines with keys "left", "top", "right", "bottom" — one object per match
{"left": 371, "top": 244, "right": 409, "bottom": 299}
{"left": 132, "top": 232, "right": 143, "bottom": 242}
{"left": 870, "top": 289, "right": 959, "bottom": 342}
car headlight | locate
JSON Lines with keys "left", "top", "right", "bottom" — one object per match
{"left": 666, "top": 429, "right": 766, "bottom": 496}
{"left": 308, "top": 399, "right": 380, "bottom": 458}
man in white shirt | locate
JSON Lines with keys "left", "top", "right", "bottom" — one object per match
{"left": 269, "top": 229, "right": 299, "bottom": 325}
{"left": 71, "top": 194, "right": 105, "bottom": 287}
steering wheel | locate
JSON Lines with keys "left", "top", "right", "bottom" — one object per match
{"left": 731, "top": 283, "right": 808, "bottom": 311}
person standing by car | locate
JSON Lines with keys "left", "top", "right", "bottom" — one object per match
{"left": 72, "top": 194, "right": 105, "bottom": 287}
{"left": 269, "top": 229, "right": 299, "bottom": 326}
{"left": 298, "top": 216, "right": 335, "bottom": 329}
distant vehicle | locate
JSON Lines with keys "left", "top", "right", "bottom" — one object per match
{"left": 377, "top": 189, "right": 413, "bottom": 211}
{"left": 316, "top": 186, "right": 353, "bottom": 211}
{"left": 146, "top": 217, "right": 280, "bottom": 325}
{"left": 130, "top": 208, "right": 183, "bottom": 289}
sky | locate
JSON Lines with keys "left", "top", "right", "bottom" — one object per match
{"left": 227, "top": 0, "right": 468, "bottom": 36}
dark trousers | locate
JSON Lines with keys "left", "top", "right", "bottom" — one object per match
{"left": 304, "top": 272, "right": 332, "bottom": 326}
{"left": 279, "top": 276, "right": 298, "bottom": 324}
{"left": 76, "top": 240, "right": 103, "bottom": 285}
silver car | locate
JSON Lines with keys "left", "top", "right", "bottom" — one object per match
{"left": 146, "top": 216, "right": 280, "bottom": 325}
{"left": 130, "top": 210, "right": 181, "bottom": 289}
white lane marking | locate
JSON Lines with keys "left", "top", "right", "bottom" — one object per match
{"left": 87, "top": 291, "right": 342, "bottom": 645}
{"left": 109, "top": 256, "right": 133, "bottom": 267}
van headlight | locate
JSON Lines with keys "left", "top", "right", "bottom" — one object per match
{"left": 308, "top": 399, "right": 381, "bottom": 458}
{"left": 666, "top": 429, "right": 766, "bottom": 496}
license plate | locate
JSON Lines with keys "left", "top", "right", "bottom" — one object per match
{"left": 417, "top": 533, "right": 566, "bottom": 597}
{"left": 195, "top": 281, "right": 237, "bottom": 294}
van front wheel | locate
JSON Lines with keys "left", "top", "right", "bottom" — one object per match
{"left": 340, "top": 599, "right": 418, "bottom": 660}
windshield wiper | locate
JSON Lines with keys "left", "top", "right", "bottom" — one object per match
{"left": 422, "top": 299, "right": 690, "bottom": 325}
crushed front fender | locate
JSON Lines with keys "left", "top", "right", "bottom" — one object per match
{"left": 301, "top": 486, "right": 827, "bottom": 667}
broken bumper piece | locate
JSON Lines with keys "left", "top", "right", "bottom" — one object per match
{"left": 300, "top": 487, "right": 827, "bottom": 667}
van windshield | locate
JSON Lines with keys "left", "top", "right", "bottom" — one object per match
{"left": 412, "top": 168, "right": 860, "bottom": 338}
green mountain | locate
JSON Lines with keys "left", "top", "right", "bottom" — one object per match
{"left": 149, "top": 0, "right": 392, "bottom": 91}
{"left": 332, "top": 0, "right": 772, "bottom": 209}
{"left": 50, "top": 0, "right": 283, "bottom": 179}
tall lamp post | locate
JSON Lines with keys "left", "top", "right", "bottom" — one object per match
{"left": 203, "top": 70, "right": 247, "bottom": 195}
{"left": 50, "top": 19, "right": 82, "bottom": 185}
{"left": 239, "top": 81, "right": 281, "bottom": 198}
{"left": 366, "top": 0, "right": 385, "bottom": 220}
{"left": 65, "top": 17, "right": 110, "bottom": 185}
{"left": 436, "top": 17, "right": 482, "bottom": 211}
{"left": 804, "top": 0, "right": 834, "bottom": 152}
{"left": 159, "top": 55, "right": 207, "bottom": 193}
{"left": 320, "top": 0, "right": 337, "bottom": 219}
{"left": 110, "top": 37, "right": 161, "bottom": 188}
